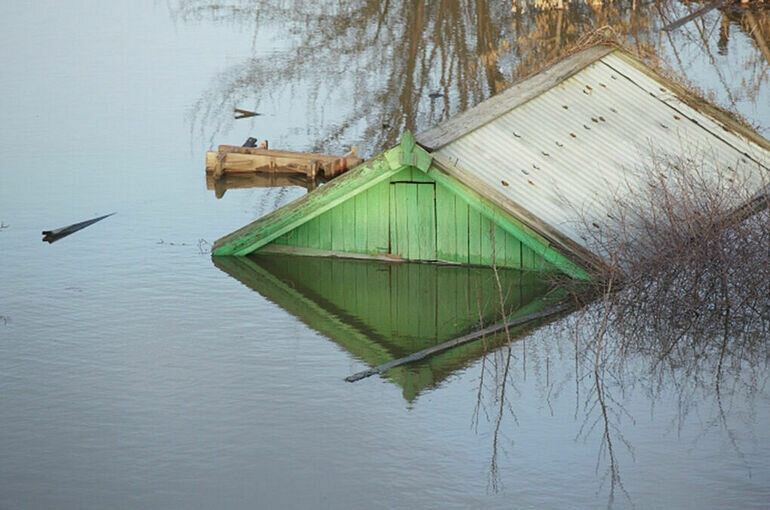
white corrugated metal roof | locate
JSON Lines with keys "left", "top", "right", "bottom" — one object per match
{"left": 420, "top": 48, "right": 770, "bottom": 265}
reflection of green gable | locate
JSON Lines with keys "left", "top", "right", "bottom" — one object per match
{"left": 214, "top": 255, "right": 553, "bottom": 401}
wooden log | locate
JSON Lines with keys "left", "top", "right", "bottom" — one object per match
{"left": 344, "top": 303, "right": 570, "bottom": 382}
{"left": 205, "top": 147, "right": 364, "bottom": 178}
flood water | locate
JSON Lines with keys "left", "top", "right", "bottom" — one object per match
{"left": 1, "top": 1, "right": 769, "bottom": 508}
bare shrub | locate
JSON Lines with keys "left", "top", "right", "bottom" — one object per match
{"left": 558, "top": 148, "right": 769, "bottom": 346}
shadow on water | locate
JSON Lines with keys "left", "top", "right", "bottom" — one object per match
{"left": 174, "top": 0, "right": 768, "bottom": 154}
{"left": 213, "top": 254, "right": 555, "bottom": 401}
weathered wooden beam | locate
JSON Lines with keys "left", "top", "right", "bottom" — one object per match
{"left": 206, "top": 147, "right": 363, "bottom": 179}
{"left": 345, "top": 302, "right": 570, "bottom": 382}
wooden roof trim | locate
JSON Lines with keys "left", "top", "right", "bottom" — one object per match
{"left": 416, "top": 45, "right": 616, "bottom": 150}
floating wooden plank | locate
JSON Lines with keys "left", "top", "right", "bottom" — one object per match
{"left": 42, "top": 213, "right": 115, "bottom": 244}
{"left": 206, "top": 145, "right": 362, "bottom": 181}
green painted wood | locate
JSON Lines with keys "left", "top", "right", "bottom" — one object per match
{"left": 297, "top": 216, "right": 308, "bottom": 248}
{"left": 342, "top": 197, "right": 356, "bottom": 252}
{"left": 426, "top": 162, "right": 591, "bottom": 279}
{"left": 505, "top": 230, "right": 521, "bottom": 268}
{"left": 416, "top": 183, "right": 437, "bottom": 260}
{"left": 305, "top": 214, "right": 320, "bottom": 249}
{"left": 212, "top": 143, "right": 408, "bottom": 256}
{"left": 389, "top": 182, "right": 436, "bottom": 261}
{"left": 319, "top": 208, "right": 332, "bottom": 250}
{"left": 331, "top": 203, "right": 344, "bottom": 251}
{"left": 494, "top": 224, "right": 507, "bottom": 267}
{"left": 213, "top": 128, "right": 589, "bottom": 279}
{"left": 366, "top": 185, "right": 389, "bottom": 254}
{"left": 436, "top": 185, "right": 456, "bottom": 260}
{"left": 480, "top": 214, "right": 493, "bottom": 266}
{"left": 404, "top": 184, "right": 419, "bottom": 259}
{"left": 454, "top": 197, "right": 469, "bottom": 264}
{"left": 262, "top": 166, "right": 577, "bottom": 275}
{"left": 468, "top": 211, "right": 477, "bottom": 265}
{"left": 217, "top": 132, "right": 587, "bottom": 278}
{"left": 522, "top": 245, "right": 535, "bottom": 270}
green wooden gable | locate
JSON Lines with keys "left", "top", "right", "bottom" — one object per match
{"left": 214, "top": 254, "right": 556, "bottom": 401}
{"left": 213, "top": 132, "right": 590, "bottom": 280}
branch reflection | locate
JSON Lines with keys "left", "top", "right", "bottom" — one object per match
{"left": 174, "top": 0, "right": 768, "bottom": 154}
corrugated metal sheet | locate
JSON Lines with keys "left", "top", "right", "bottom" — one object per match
{"left": 433, "top": 51, "right": 770, "bottom": 261}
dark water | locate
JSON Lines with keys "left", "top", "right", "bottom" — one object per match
{"left": 1, "top": 1, "right": 769, "bottom": 508}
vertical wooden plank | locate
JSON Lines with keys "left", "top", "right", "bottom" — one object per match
{"left": 367, "top": 183, "right": 388, "bottom": 254}
{"left": 522, "top": 244, "right": 535, "bottom": 270}
{"left": 354, "top": 192, "right": 368, "bottom": 253}
{"left": 296, "top": 221, "right": 308, "bottom": 248}
{"left": 480, "top": 215, "right": 493, "bottom": 266}
{"left": 505, "top": 230, "right": 521, "bottom": 269}
{"left": 342, "top": 197, "right": 356, "bottom": 252}
{"left": 493, "top": 224, "right": 506, "bottom": 267}
{"left": 416, "top": 184, "right": 437, "bottom": 260}
{"left": 435, "top": 184, "right": 456, "bottom": 261}
{"left": 455, "top": 199, "right": 469, "bottom": 264}
{"left": 405, "top": 184, "right": 418, "bottom": 260}
{"left": 390, "top": 184, "right": 405, "bottom": 257}
{"left": 331, "top": 203, "right": 344, "bottom": 251}
{"left": 286, "top": 229, "right": 297, "bottom": 246}
{"left": 319, "top": 210, "right": 332, "bottom": 250}
{"left": 468, "top": 207, "right": 481, "bottom": 265}
{"left": 304, "top": 218, "right": 320, "bottom": 249}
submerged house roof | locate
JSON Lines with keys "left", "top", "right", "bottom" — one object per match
{"left": 213, "top": 45, "right": 770, "bottom": 278}
{"left": 417, "top": 45, "right": 770, "bottom": 265}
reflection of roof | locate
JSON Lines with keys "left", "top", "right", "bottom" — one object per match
{"left": 419, "top": 45, "right": 770, "bottom": 260}
{"left": 213, "top": 254, "right": 554, "bottom": 402}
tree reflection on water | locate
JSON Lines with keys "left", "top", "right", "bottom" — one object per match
{"left": 174, "top": 0, "right": 768, "bottom": 154}
{"left": 471, "top": 279, "right": 768, "bottom": 506}
{"left": 176, "top": 0, "right": 768, "bottom": 505}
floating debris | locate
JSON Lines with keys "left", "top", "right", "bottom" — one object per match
{"left": 428, "top": 92, "right": 444, "bottom": 99}
{"left": 42, "top": 213, "right": 115, "bottom": 244}
{"left": 206, "top": 143, "right": 361, "bottom": 181}
{"left": 234, "top": 108, "right": 261, "bottom": 120}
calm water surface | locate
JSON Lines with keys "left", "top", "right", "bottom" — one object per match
{"left": 1, "top": 1, "right": 768, "bottom": 508}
